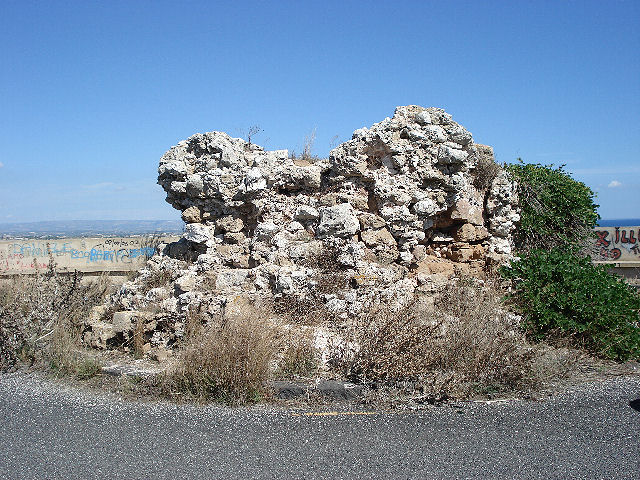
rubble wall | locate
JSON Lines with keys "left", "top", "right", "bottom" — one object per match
{"left": 84, "top": 106, "right": 521, "bottom": 353}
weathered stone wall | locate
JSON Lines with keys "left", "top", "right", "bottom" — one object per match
{"left": 593, "top": 226, "right": 640, "bottom": 263}
{"left": 84, "top": 106, "right": 521, "bottom": 355}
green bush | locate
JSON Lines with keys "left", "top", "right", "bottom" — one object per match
{"left": 505, "top": 162, "right": 599, "bottom": 251}
{"left": 502, "top": 248, "right": 640, "bottom": 360}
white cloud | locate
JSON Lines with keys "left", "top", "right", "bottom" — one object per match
{"left": 81, "top": 182, "right": 114, "bottom": 190}
{"left": 607, "top": 180, "right": 622, "bottom": 188}
{"left": 0, "top": 162, "right": 4, "bottom": 168}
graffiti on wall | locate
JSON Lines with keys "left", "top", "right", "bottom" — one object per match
{"left": 594, "top": 227, "right": 640, "bottom": 261}
{"left": 0, "top": 237, "right": 176, "bottom": 274}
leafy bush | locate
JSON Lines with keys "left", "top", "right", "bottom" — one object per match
{"left": 505, "top": 161, "right": 599, "bottom": 251}
{"left": 500, "top": 161, "right": 640, "bottom": 361}
{"left": 502, "top": 249, "right": 640, "bottom": 360}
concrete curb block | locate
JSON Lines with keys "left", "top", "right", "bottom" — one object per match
{"left": 100, "top": 365, "right": 365, "bottom": 401}
{"left": 272, "top": 380, "right": 364, "bottom": 400}
{"left": 101, "top": 364, "right": 163, "bottom": 378}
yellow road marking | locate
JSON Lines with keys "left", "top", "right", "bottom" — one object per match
{"left": 291, "top": 411, "right": 378, "bottom": 417}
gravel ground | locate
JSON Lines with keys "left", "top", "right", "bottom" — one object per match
{"left": 1, "top": 371, "right": 639, "bottom": 479}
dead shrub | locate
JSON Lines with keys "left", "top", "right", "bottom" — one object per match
{"left": 302, "top": 243, "right": 341, "bottom": 271}
{"left": 183, "top": 303, "right": 207, "bottom": 340}
{"left": 333, "top": 278, "right": 537, "bottom": 399}
{"left": 138, "top": 268, "right": 174, "bottom": 293}
{"left": 473, "top": 155, "right": 501, "bottom": 191}
{"left": 0, "top": 268, "right": 111, "bottom": 375}
{"left": 273, "top": 294, "right": 333, "bottom": 326}
{"left": 162, "top": 307, "right": 280, "bottom": 404}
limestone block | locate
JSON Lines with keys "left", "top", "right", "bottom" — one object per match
{"left": 217, "top": 215, "right": 244, "bottom": 233}
{"left": 453, "top": 223, "right": 489, "bottom": 242}
{"left": 181, "top": 206, "right": 202, "bottom": 223}
{"left": 175, "top": 274, "right": 197, "bottom": 293}
{"left": 449, "top": 199, "right": 484, "bottom": 226}
{"left": 437, "top": 144, "right": 469, "bottom": 165}
{"left": 414, "top": 258, "right": 456, "bottom": 276}
{"left": 244, "top": 167, "right": 267, "bottom": 192}
{"left": 361, "top": 228, "right": 397, "bottom": 249}
{"left": 295, "top": 205, "right": 319, "bottom": 221}
{"left": 448, "top": 244, "right": 485, "bottom": 262}
{"left": 223, "top": 232, "right": 246, "bottom": 245}
{"left": 186, "top": 174, "right": 205, "bottom": 197}
{"left": 184, "top": 223, "right": 215, "bottom": 244}
{"left": 254, "top": 221, "right": 279, "bottom": 240}
{"left": 424, "top": 125, "right": 447, "bottom": 143}
{"left": 317, "top": 203, "right": 360, "bottom": 239}
{"left": 84, "top": 322, "right": 115, "bottom": 349}
{"left": 358, "top": 213, "right": 386, "bottom": 230}
{"left": 287, "top": 221, "right": 304, "bottom": 233}
{"left": 111, "top": 311, "right": 154, "bottom": 335}
{"left": 448, "top": 125, "right": 473, "bottom": 146}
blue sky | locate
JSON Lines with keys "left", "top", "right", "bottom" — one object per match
{"left": 0, "top": 0, "right": 638, "bottom": 222}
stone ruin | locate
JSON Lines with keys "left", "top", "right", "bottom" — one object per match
{"left": 83, "top": 106, "right": 520, "bottom": 360}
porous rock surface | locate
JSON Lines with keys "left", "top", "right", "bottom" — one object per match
{"left": 83, "top": 106, "right": 519, "bottom": 356}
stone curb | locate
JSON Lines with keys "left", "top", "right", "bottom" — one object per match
{"left": 272, "top": 380, "right": 364, "bottom": 401}
{"left": 100, "top": 365, "right": 364, "bottom": 401}
{"left": 101, "top": 364, "right": 163, "bottom": 378}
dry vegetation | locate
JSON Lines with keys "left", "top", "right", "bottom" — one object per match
{"left": 0, "top": 263, "right": 619, "bottom": 406}
{"left": 330, "top": 278, "right": 541, "bottom": 400}
{"left": 157, "top": 304, "right": 281, "bottom": 404}
{"left": 0, "top": 266, "right": 111, "bottom": 376}
{"left": 154, "top": 274, "right": 586, "bottom": 405}
{"left": 473, "top": 155, "right": 501, "bottom": 191}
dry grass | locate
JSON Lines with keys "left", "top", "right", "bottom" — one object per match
{"left": 160, "top": 306, "right": 280, "bottom": 404}
{"left": 272, "top": 294, "right": 333, "bottom": 326}
{"left": 138, "top": 267, "right": 174, "bottom": 293}
{"left": 0, "top": 264, "right": 597, "bottom": 406}
{"left": 331, "top": 278, "right": 539, "bottom": 400}
{"left": 275, "top": 329, "right": 319, "bottom": 378}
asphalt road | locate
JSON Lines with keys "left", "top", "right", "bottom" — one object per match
{"left": 1, "top": 372, "right": 639, "bottom": 479}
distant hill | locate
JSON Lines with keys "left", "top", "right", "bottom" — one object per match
{"left": 0, "top": 220, "right": 184, "bottom": 239}
{"left": 2, "top": 218, "right": 635, "bottom": 239}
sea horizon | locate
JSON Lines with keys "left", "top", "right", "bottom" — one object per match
{"left": 596, "top": 219, "right": 640, "bottom": 227}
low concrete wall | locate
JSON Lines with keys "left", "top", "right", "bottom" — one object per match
{"left": 0, "top": 236, "right": 180, "bottom": 275}
{"left": 592, "top": 226, "right": 640, "bottom": 288}
{"left": 594, "top": 226, "right": 640, "bottom": 262}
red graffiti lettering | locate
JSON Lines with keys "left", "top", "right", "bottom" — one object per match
{"left": 621, "top": 230, "right": 629, "bottom": 243}
{"left": 595, "top": 231, "right": 610, "bottom": 247}
{"left": 610, "top": 248, "right": 622, "bottom": 260}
